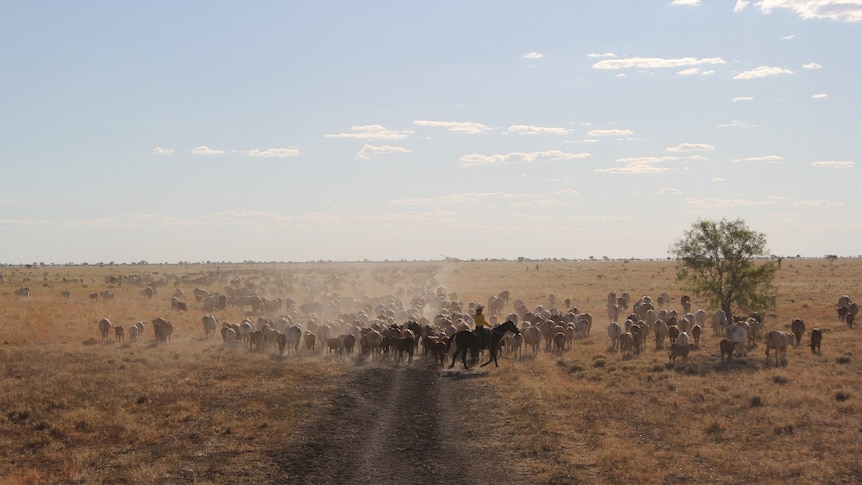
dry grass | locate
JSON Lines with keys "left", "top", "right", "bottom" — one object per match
{"left": 1, "top": 259, "right": 861, "bottom": 483}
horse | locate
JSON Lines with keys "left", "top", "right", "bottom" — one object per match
{"left": 449, "top": 320, "right": 521, "bottom": 369}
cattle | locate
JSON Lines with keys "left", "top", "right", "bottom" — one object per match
{"left": 667, "top": 324, "right": 680, "bottom": 345}
{"left": 341, "top": 334, "right": 356, "bottom": 356}
{"left": 393, "top": 336, "right": 415, "bottom": 364}
{"left": 765, "top": 330, "right": 794, "bottom": 366}
{"left": 99, "top": 291, "right": 114, "bottom": 301}
{"left": 326, "top": 337, "right": 343, "bottom": 358}
{"left": 607, "top": 321, "right": 622, "bottom": 352}
{"left": 152, "top": 317, "right": 173, "bottom": 344}
{"left": 669, "top": 342, "right": 692, "bottom": 364}
{"left": 284, "top": 325, "right": 303, "bottom": 356}
{"left": 809, "top": 328, "right": 823, "bottom": 354}
{"left": 719, "top": 338, "right": 734, "bottom": 363}
{"left": 202, "top": 314, "right": 218, "bottom": 339}
{"left": 523, "top": 325, "right": 542, "bottom": 355}
{"left": 139, "top": 287, "right": 155, "bottom": 299}
{"left": 89, "top": 292, "right": 99, "bottom": 302}
{"left": 128, "top": 325, "right": 140, "bottom": 342}
{"left": 691, "top": 324, "right": 702, "bottom": 349}
{"left": 711, "top": 310, "right": 727, "bottom": 336}
{"left": 510, "top": 333, "right": 523, "bottom": 360}
{"left": 221, "top": 327, "right": 237, "bottom": 349}
{"left": 277, "top": 333, "right": 287, "bottom": 355}
{"left": 619, "top": 332, "right": 634, "bottom": 360}
{"left": 132, "top": 321, "right": 145, "bottom": 341}
{"left": 653, "top": 319, "right": 668, "bottom": 349}
{"left": 552, "top": 332, "right": 566, "bottom": 356}
{"left": 61, "top": 290, "right": 71, "bottom": 300}
{"left": 98, "top": 318, "right": 112, "bottom": 342}
{"left": 15, "top": 287, "right": 30, "bottom": 297}
{"left": 790, "top": 318, "right": 805, "bottom": 347}
{"left": 114, "top": 326, "right": 124, "bottom": 342}
{"left": 238, "top": 320, "right": 254, "bottom": 349}
{"left": 303, "top": 331, "right": 316, "bottom": 353}
{"left": 175, "top": 301, "right": 188, "bottom": 312}
{"left": 726, "top": 322, "right": 748, "bottom": 357}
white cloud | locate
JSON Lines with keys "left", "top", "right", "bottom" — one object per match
{"left": 592, "top": 56, "right": 725, "bottom": 70}
{"left": 733, "top": 66, "right": 794, "bottom": 79}
{"left": 246, "top": 148, "right": 300, "bottom": 158}
{"left": 782, "top": 34, "right": 797, "bottom": 40}
{"left": 587, "top": 129, "right": 634, "bottom": 136}
{"left": 460, "top": 150, "right": 590, "bottom": 167}
{"left": 595, "top": 156, "right": 678, "bottom": 174}
{"left": 733, "top": 0, "right": 749, "bottom": 12}
{"left": 803, "top": 62, "right": 822, "bottom": 69}
{"left": 754, "top": 0, "right": 862, "bottom": 22}
{"left": 554, "top": 189, "right": 579, "bottom": 196}
{"left": 812, "top": 160, "right": 855, "bottom": 168}
{"left": 523, "top": 52, "right": 545, "bottom": 59}
{"left": 792, "top": 199, "right": 844, "bottom": 208}
{"left": 507, "top": 125, "right": 569, "bottom": 135}
{"left": 325, "top": 125, "right": 413, "bottom": 140}
{"left": 712, "top": 177, "right": 728, "bottom": 182}
{"left": 191, "top": 146, "right": 225, "bottom": 155}
{"left": 152, "top": 147, "right": 175, "bottom": 156}
{"left": 666, "top": 143, "right": 715, "bottom": 152}
{"left": 357, "top": 144, "right": 412, "bottom": 160}
{"left": 677, "top": 68, "right": 701, "bottom": 76}
{"left": 732, "top": 96, "right": 754, "bottom": 102}
{"left": 718, "top": 120, "right": 756, "bottom": 128}
{"left": 71, "top": 213, "right": 187, "bottom": 227}
{"left": 657, "top": 187, "right": 682, "bottom": 195}
{"left": 510, "top": 198, "right": 570, "bottom": 208}
{"left": 413, "top": 120, "right": 492, "bottom": 134}
{"left": 672, "top": 0, "right": 700, "bottom": 5}
{"left": 735, "top": 155, "right": 784, "bottom": 162}
{"left": 812, "top": 93, "right": 828, "bottom": 99}
{"left": 587, "top": 52, "right": 616, "bottom": 58}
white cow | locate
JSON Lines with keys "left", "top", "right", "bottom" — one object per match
{"left": 765, "top": 330, "right": 795, "bottom": 366}
{"left": 607, "top": 321, "right": 622, "bottom": 352}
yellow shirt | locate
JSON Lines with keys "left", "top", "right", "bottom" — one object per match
{"left": 474, "top": 313, "right": 489, "bottom": 328}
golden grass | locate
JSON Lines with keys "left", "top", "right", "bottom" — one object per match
{"left": 1, "top": 258, "right": 861, "bottom": 483}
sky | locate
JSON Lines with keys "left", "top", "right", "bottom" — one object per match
{"left": 1, "top": 1, "right": 861, "bottom": 264}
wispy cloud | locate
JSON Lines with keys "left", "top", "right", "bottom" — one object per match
{"left": 672, "top": 0, "right": 700, "bottom": 5}
{"left": 413, "top": 120, "right": 492, "bottom": 134}
{"left": 70, "top": 213, "right": 187, "bottom": 227}
{"left": 733, "top": 66, "right": 794, "bottom": 79}
{"left": 523, "top": 52, "right": 545, "bottom": 59}
{"left": 554, "top": 189, "right": 579, "bottom": 196}
{"left": 753, "top": 0, "right": 862, "bottom": 22}
{"left": 592, "top": 56, "right": 725, "bottom": 70}
{"left": 460, "top": 150, "right": 590, "bottom": 167}
{"left": 792, "top": 199, "right": 844, "bottom": 208}
{"left": 246, "top": 148, "right": 299, "bottom": 158}
{"left": 587, "top": 129, "right": 634, "bottom": 136}
{"left": 733, "top": 0, "right": 749, "bottom": 12}
{"left": 325, "top": 125, "right": 413, "bottom": 140}
{"left": 507, "top": 125, "right": 569, "bottom": 135}
{"left": 357, "top": 144, "right": 412, "bottom": 160}
{"left": 812, "top": 160, "right": 855, "bottom": 168}
{"left": 587, "top": 52, "right": 616, "bottom": 58}
{"left": 718, "top": 120, "right": 756, "bottom": 128}
{"left": 732, "top": 96, "right": 754, "bottom": 102}
{"left": 812, "top": 93, "right": 828, "bottom": 99}
{"left": 803, "top": 62, "right": 823, "bottom": 69}
{"left": 657, "top": 187, "right": 682, "bottom": 195}
{"left": 191, "top": 146, "right": 225, "bottom": 156}
{"left": 782, "top": 34, "right": 797, "bottom": 40}
{"left": 152, "top": 147, "right": 175, "bottom": 156}
{"left": 734, "top": 155, "right": 784, "bottom": 162}
{"left": 666, "top": 143, "right": 715, "bottom": 152}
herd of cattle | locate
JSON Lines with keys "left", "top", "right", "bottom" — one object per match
{"left": 78, "top": 277, "right": 858, "bottom": 368}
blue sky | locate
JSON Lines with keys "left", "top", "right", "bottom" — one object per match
{"left": 1, "top": 1, "right": 860, "bottom": 263}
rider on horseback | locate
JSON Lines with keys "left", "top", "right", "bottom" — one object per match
{"left": 474, "top": 304, "right": 490, "bottom": 350}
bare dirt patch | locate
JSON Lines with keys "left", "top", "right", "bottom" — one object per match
{"left": 272, "top": 360, "right": 528, "bottom": 484}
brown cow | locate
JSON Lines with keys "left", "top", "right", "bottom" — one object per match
{"left": 719, "top": 338, "right": 734, "bottom": 363}
{"left": 790, "top": 317, "right": 805, "bottom": 347}
{"left": 809, "top": 328, "right": 823, "bottom": 354}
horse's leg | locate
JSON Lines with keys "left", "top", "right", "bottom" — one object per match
{"left": 449, "top": 347, "right": 458, "bottom": 368}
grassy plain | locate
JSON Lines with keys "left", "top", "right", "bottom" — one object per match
{"left": 0, "top": 258, "right": 860, "bottom": 483}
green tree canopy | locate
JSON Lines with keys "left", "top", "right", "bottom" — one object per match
{"left": 669, "top": 218, "right": 777, "bottom": 323}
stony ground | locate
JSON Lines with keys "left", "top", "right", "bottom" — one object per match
{"left": 270, "top": 360, "right": 529, "bottom": 484}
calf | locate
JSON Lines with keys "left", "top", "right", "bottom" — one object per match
{"left": 114, "top": 326, "right": 124, "bottom": 342}
{"left": 809, "top": 328, "right": 823, "bottom": 354}
{"left": 765, "top": 330, "right": 794, "bottom": 366}
{"left": 790, "top": 318, "right": 805, "bottom": 347}
{"left": 669, "top": 342, "right": 692, "bottom": 364}
{"left": 719, "top": 338, "right": 734, "bottom": 363}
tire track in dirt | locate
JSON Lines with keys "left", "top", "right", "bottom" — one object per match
{"left": 271, "top": 361, "right": 527, "bottom": 484}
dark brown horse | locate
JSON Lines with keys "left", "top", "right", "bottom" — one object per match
{"left": 449, "top": 320, "right": 520, "bottom": 369}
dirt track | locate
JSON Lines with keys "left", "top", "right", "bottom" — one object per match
{"left": 271, "top": 360, "right": 528, "bottom": 484}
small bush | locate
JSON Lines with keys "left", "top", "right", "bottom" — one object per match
{"left": 835, "top": 391, "right": 850, "bottom": 402}
{"left": 836, "top": 356, "right": 851, "bottom": 364}
{"left": 750, "top": 396, "right": 763, "bottom": 407}
{"left": 772, "top": 375, "right": 789, "bottom": 384}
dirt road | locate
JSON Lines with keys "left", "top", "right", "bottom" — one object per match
{"left": 271, "top": 360, "right": 528, "bottom": 484}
